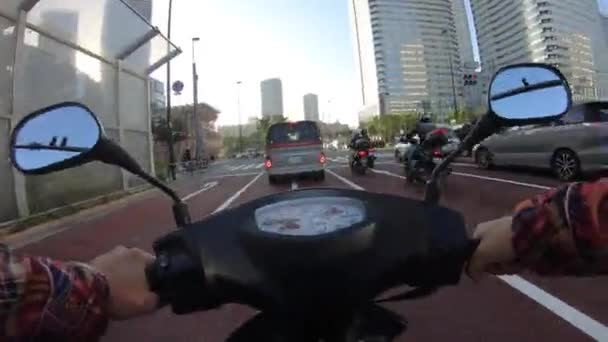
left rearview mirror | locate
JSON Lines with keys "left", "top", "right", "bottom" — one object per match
{"left": 10, "top": 103, "right": 102, "bottom": 174}
{"left": 489, "top": 63, "right": 571, "bottom": 123}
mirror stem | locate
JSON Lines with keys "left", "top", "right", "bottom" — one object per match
{"left": 424, "top": 114, "right": 498, "bottom": 205}
{"left": 95, "top": 138, "right": 191, "bottom": 225}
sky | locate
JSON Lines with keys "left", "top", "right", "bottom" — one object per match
{"left": 150, "top": 0, "right": 608, "bottom": 128}
{"left": 150, "top": 0, "right": 359, "bottom": 127}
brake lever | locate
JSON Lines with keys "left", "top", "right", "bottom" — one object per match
{"left": 375, "top": 286, "right": 438, "bottom": 303}
{"left": 375, "top": 238, "right": 481, "bottom": 304}
{"left": 464, "top": 239, "right": 481, "bottom": 279}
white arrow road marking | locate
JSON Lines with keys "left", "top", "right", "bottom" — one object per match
{"left": 212, "top": 172, "right": 263, "bottom": 213}
{"left": 242, "top": 163, "right": 259, "bottom": 170}
{"left": 228, "top": 164, "right": 246, "bottom": 171}
{"left": 181, "top": 181, "right": 218, "bottom": 201}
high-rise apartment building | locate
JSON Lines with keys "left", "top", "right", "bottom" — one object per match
{"left": 350, "top": 0, "right": 471, "bottom": 122}
{"left": 261, "top": 78, "right": 284, "bottom": 117}
{"left": 470, "top": 0, "right": 608, "bottom": 102}
{"left": 303, "top": 93, "right": 320, "bottom": 121}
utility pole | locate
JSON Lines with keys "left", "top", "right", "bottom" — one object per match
{"left": 165, "top": 0, "right": 176, "bottom": 180}
{"left": 192, "top": 37, "right": 204, "bottom": 162}
{"left": 237, "top": 81, "right": 243, "bottom": 153}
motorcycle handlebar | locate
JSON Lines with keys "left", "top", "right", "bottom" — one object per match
{"left": 145, "top": 232, "right": 214, "bottom": 314}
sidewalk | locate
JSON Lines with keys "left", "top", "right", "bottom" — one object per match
{"left": 0, "top": 174, "right": 201, "bottom": 248}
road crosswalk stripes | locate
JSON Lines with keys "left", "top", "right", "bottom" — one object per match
{"left": 242, "top": 163, "right": 263, "bottom": 170}
{"left": 225, "top": 163, "right": 265, "bottom": 172}
{"left": 227, "top": 165, "right": 245, "bottom": 171}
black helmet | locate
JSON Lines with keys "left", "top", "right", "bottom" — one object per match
{"left": 361, "top": 128, "right": 368, "bottom": 136}
{"left": 419, "top": 116, "right": 432, "bottom": 123}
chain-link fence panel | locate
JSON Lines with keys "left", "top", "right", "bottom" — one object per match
{"left": 0, "top": 0, "right": 21, "bottom": 18}
{"left": 1, "top": 1, "right": 180, "bottom": 223}
{"left": 0, "top": 15, "right": 18, "bottom": 222}
{"left": 0, "top": 118, "right": 18, "bottom": 221}
{"left": 0, "top": 17, "right": 14, "bottom": 117}
{"left": 14, "top": 28, "right": 124, "bottom": 215}
{"left": 123, "top": 130, "right": 150, "bottom": 187}
{"left": 119, "top": 71, "right": 148, "bottom": 130}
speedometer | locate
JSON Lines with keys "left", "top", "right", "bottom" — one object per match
{"left": 254, "top": 197, "right": 366, "bottom": 236}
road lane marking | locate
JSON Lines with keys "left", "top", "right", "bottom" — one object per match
{"left": 326, "top": 169, "right": 364, "bottom": 190}
{"left": 255, "top": 163, "right": 264, "bottom": 169}
{"left": 499, "top": 275, "right": 608, "bottom": 340}
{"left": 229, "top": 165, "right": 246, "bottom": 171}
{"left": 452, "top": 172, "right": 551, "bottom": 190}
{"left": 212, "top": 172, "right": 263, "bottom": 214}
{"left": 204, "top": 172, "right": 261, "bottom": 179}
{"left": 242, "top": 163, "right": 260, "bottom": 170}
{"left": 371, "top": 169, "right": 406, "bottom": 179}
{"left": 338, "top": 168, "right": 606, "bottom": 338}
{"left": 372, "top": 167, "right": 552, "bottom": 191}
{"left": 181, "top": 181, "right": 218, "bottom": 202}
{"left": 291, "top": 181, "right": 299, "bottom": 190}
{"left": 451, "top": 162, "right": 476, "bottom": 168}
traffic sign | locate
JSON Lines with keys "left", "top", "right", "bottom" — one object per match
{"left": 172, "top": 80, "right": 184, "bottom": 95}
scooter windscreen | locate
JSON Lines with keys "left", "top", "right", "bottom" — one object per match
{"left": 148, "top": 188, "right": 474, "bottom": 318}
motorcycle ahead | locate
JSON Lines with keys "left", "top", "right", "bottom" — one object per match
{"left": 403, "top": 141, "right": 451, "bottom": 186}
{"left": 8, "top": 63, "right": 572, "bottom": 341}
{"left": 349, "top": 139, "right": 374, "bottom": 175}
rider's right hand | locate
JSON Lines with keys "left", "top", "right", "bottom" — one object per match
{"left": 467, "top": 217, "right": 522, "bottom": 281}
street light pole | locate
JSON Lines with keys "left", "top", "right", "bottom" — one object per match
{"left": 236, "top": 81, "right": 243, "bottom": 153}
{"left": 165, "top": 0, "right": 176, "bottom": 180}
{"left": 191, "top": 37, "right": 204, "bottom": 162}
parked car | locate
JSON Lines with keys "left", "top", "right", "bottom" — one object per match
{"left": 246, "top": 148, "right": 261, "bottom": 158}
{"left": 265, "top": 120, "right": 326, "bottom": 184}
{"left": 474, "top": 101, "right": 608, "bottom": 181}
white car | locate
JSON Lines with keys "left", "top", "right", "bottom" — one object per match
{"left": 394, "top": 136, "right": 419, "bottom": 162}
{"left": 394, "top": 132, "right": 460, "bottom": 162}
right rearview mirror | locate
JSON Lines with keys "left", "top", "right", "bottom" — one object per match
{"left": 489, "top": 63, "right": 571, "bottom": 123}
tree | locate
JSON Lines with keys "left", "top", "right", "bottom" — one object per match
{"left": 253, "top": 115, "right": 287, "bottom": 145}
{"left": 362, "top": 113, "right": 418, "bottom": 142}
{"left": 152, "top": 117, "right": 187, "bottom": 143}
{"left": 448, "top": 109, "right": 479, "bottom": 124}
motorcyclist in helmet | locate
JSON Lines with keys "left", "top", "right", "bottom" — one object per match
{"left": 350, "top": 128, "right": 370, "bottom": 148}
{"left": 404, "top": 116, "right": 449, "bottom": 175}
{"left": 1, "top": 178, "right": 608, "bottom": 340}
{"left": 349, "top": 128, "right": 372, "bottom": 165}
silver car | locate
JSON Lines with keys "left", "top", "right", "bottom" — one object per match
{"left": 265, "top": 121, "right": 326, "bottom": 184}
{"left": 474, "top": 101, "right": 608, "bottom": 181}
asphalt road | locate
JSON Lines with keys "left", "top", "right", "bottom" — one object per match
{"left": 11, "top": 150, "right": 608, "bottom": 341}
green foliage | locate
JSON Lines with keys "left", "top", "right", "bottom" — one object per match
{"left": 448, "top": 109, "right": 479, "bottom": 124}
{"left": 221, "top": 115, "right": 287, "bottom": 156}
{"left": 152, "top": 117, "right": 187, "bottom": 143}
{"left": 362, "top": 113, "right": 418, "bottom": 142}
{"left": 253, "top": 115, "right": 287, "bottom": 145}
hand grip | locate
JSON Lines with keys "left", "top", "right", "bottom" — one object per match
{"left": 145, "top": 257, "right": 169, "bottom": 308}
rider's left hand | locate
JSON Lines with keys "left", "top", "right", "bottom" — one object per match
{"left": 90, "top": 246, "right": 159, "bottom": 320}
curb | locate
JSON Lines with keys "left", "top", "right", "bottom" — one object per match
{"left": 1, "top": 185, "right": 156, "bottom": 249}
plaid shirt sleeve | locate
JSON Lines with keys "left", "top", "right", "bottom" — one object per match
{"left": 0, "top": 244, "right": 110, "bottom": 341}
{"left": 512, "top": 178, "right": 608, "bottom": 275}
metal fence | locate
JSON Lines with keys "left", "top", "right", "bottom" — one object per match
{"left": 0, "top": 0, "right": 180, "bottom": 223}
